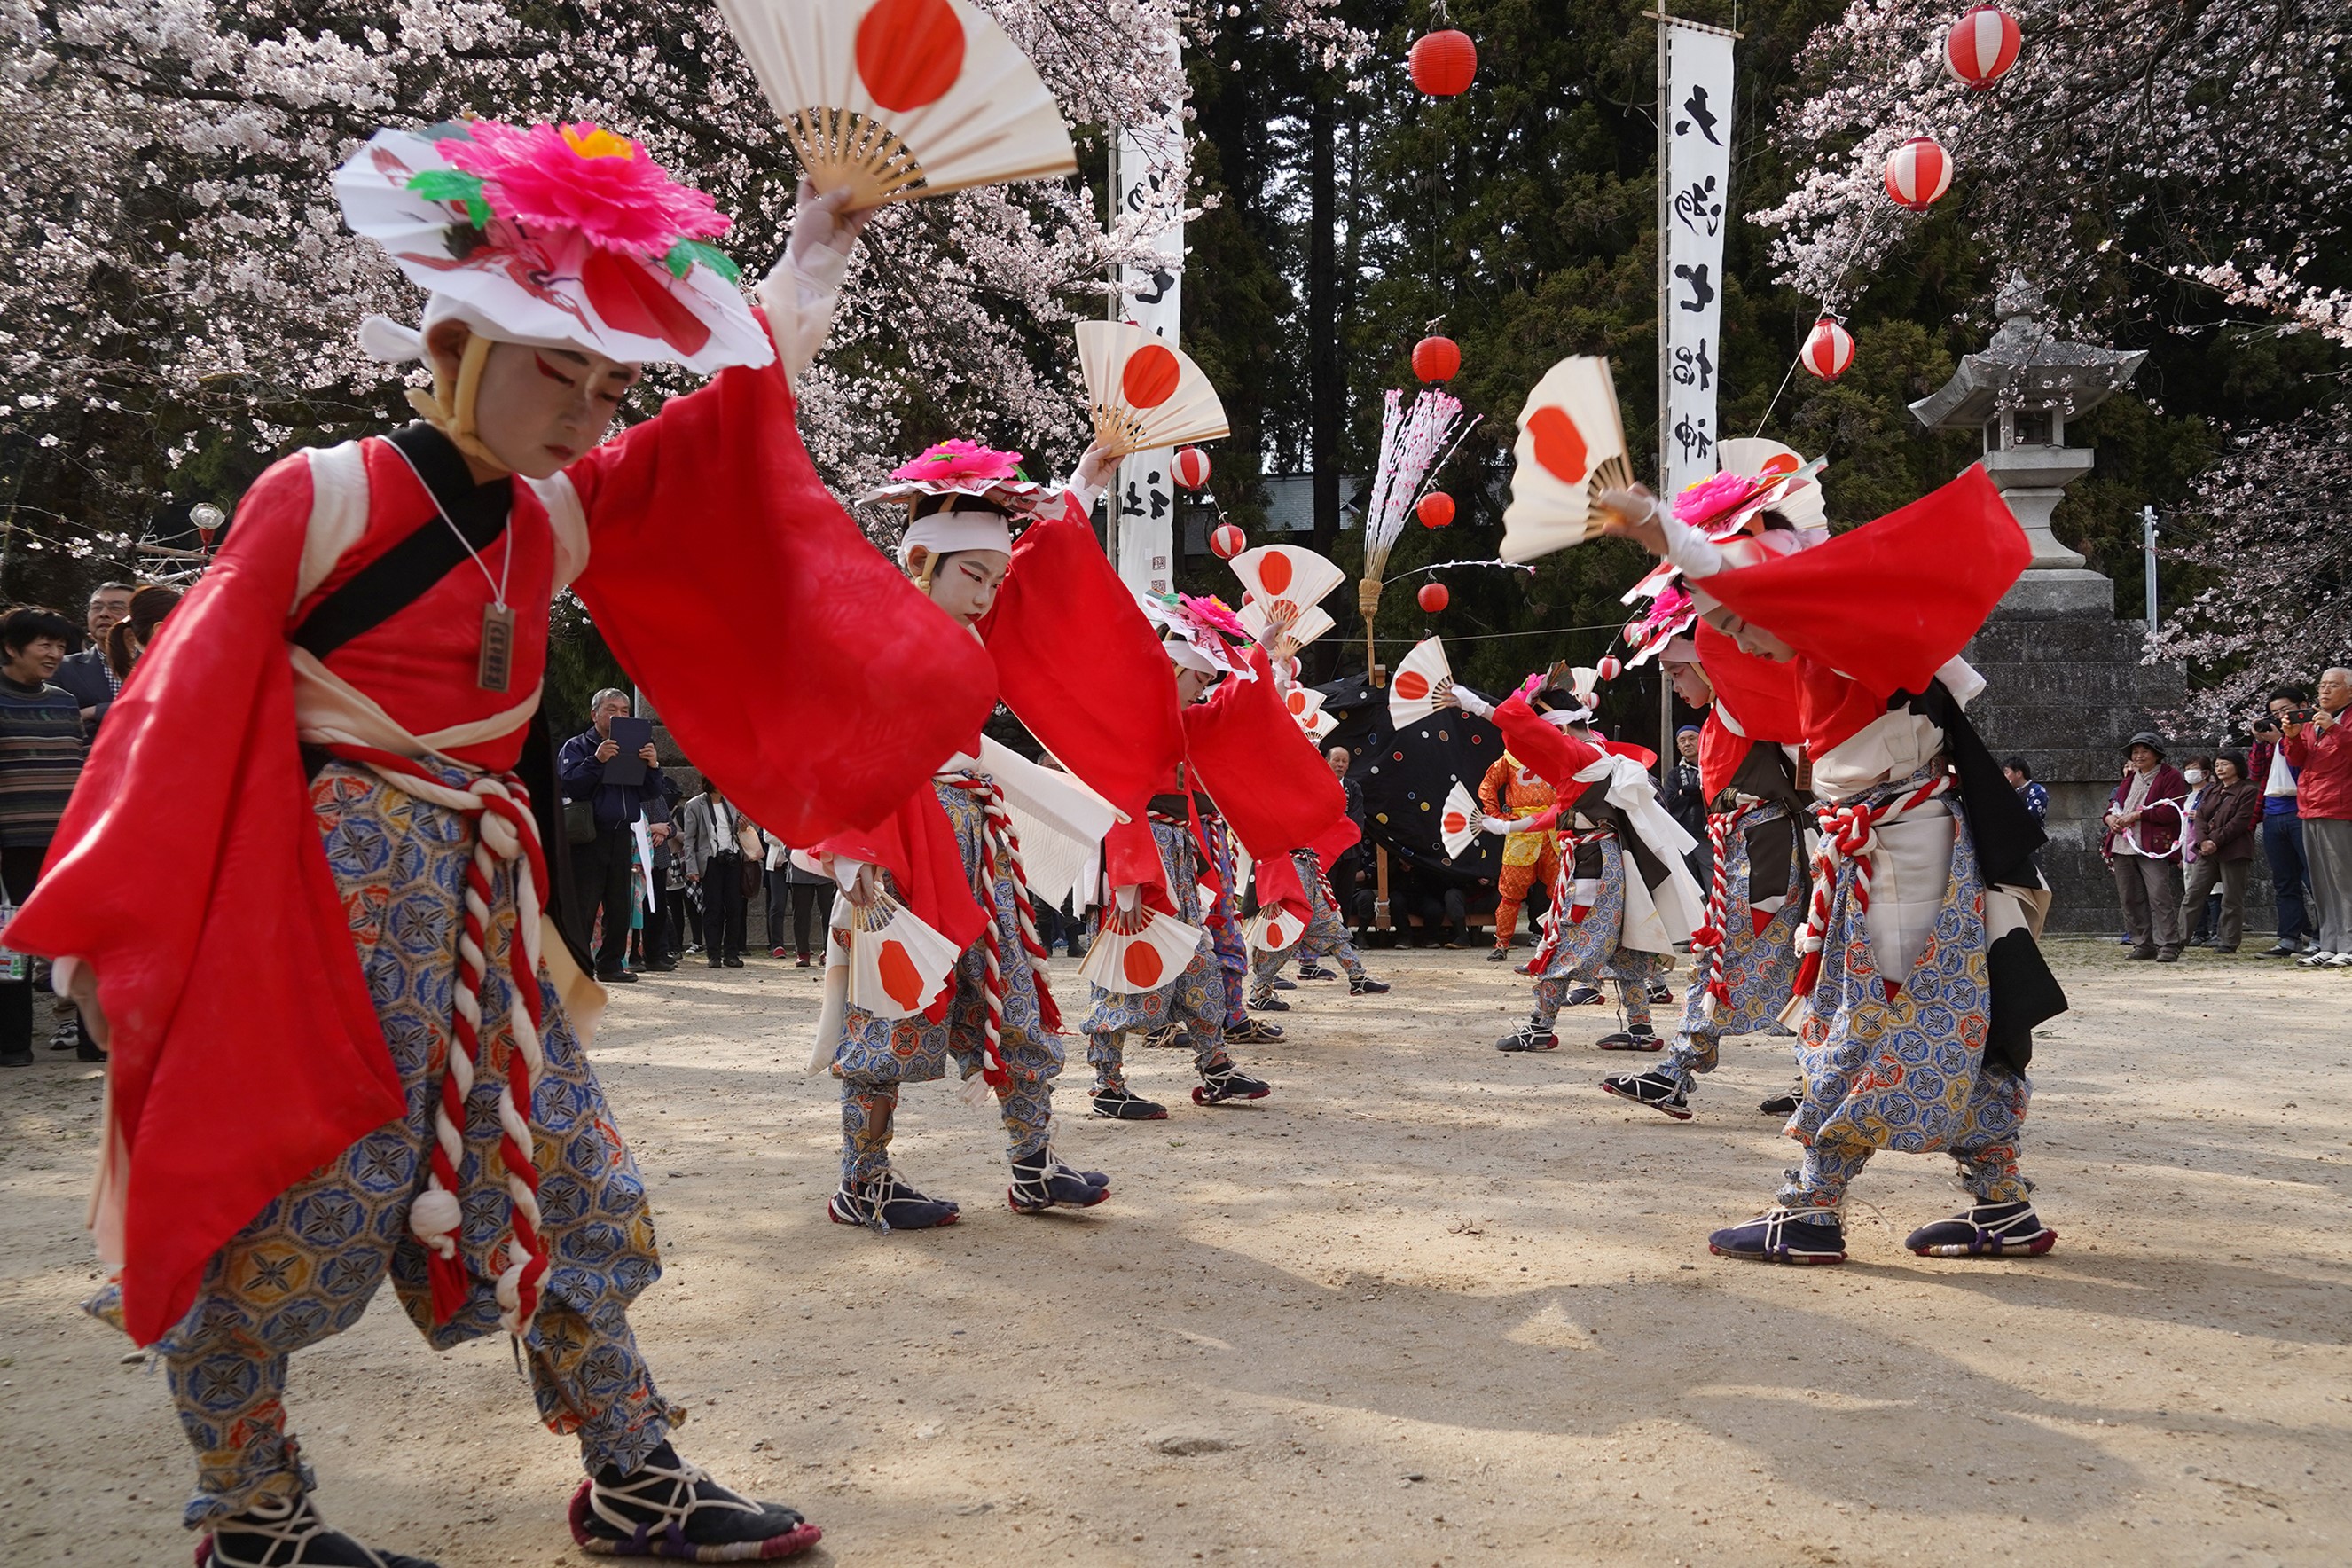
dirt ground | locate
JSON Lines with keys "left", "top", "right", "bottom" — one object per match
{"left": 3, "top": 935, "right": 2348, "bottom": 1567}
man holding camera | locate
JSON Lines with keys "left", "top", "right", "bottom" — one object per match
{"left": 2250, "top": 686, "right": 2317, "bottom": 956}
{"left": 2284, "top": 669, "right": 2352, "bottom": 968}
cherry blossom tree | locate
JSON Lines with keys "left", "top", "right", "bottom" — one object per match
{"left": 0, "top": 0, "right": 1285, "bottom": 561}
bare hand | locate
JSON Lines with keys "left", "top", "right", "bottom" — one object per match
{"left": 595, "top": 738, "right": 620, "bottom": 763}
{"left": 1073, "top": 437, "right": 1120, "bottom": 498}
{"left": 1595, "top": 485, "right": 1669, "bottom": 557}
{"left": 2199, "top": 839, "right": 2217, "bottom": 856}
{"left": 638, "top": 742, "right": 659, "bottom": 767}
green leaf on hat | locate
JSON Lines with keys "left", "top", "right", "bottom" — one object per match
{"left": 663, "top": 238, "right": 741, "bottom": 285}
{"left": 405, "top": 169, "right": 490, "bottom": 229}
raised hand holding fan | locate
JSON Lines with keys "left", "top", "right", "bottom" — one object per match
{"left": 1387, "top": 635, "right": 1454, "bottom": 729}
{"left": 1500, "top": 356, "right": 1635, "bottom": 564}
{"left": 1439, "top": 780, "right": 1482, "bottom": 860}
{"left": 1077, "top": 321, "right": 1230, "bottom": 458}
{"left": 715, "top": 0, "right": 1078, "bottom": 208}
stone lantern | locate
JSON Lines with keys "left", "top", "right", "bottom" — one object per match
{"left": 1909, "top": 277, "right": 2191, "bottom": 929}
{"left": 1909, "top": 276, "right": 2145, "bottom": 615}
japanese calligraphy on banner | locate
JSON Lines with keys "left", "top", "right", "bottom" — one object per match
{"left": 1112, "top": 101, "right": 1185, "bottom": 596}
{"left": 1659, "top": 16, "right": 1736, "bottom": 499}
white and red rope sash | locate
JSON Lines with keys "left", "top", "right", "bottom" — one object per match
{"left": 1688, "top": 801, "right": 1758, "bottom": 1021}
{"left": 328, "top": 743, "right": 550, "bottom": 1338}
{"left": 947, "top": 774, "right": 1061, "bottom": 1098}
{"left": 1786, "top": 769, "right": 1954, "bottom": 1005}
{"left": 1527, "top": 824, "right": 1596, "bottom": 973}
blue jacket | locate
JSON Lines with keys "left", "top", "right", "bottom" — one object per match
{"left": 558, "top": 726, "right": 657, "bottom": 831}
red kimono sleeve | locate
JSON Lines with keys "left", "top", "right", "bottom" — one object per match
{"left": 566, "top": 310, "right": 996, "bottom": 845}
{"left": 1183, "top": 647, "right": 1347, "bottom": 860}
{"left": 1493, "top": 694, "right": 1605, "bottom": 793}
{"left": 7, "top": 452, "right": 404, "bottom": 1346}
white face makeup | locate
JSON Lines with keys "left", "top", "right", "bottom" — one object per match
{"left": 914, "top": 547, "right": 1012, "bottom": 628}
{"left": 1173, "top": 665, "right": 1217, "bottom": 705}
{"left": 427, "top": 325, "right": 641, "bottom": 480}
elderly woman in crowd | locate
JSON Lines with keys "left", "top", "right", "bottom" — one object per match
{"left": 0, "top": 605, "right": 98, "bottom": 1064}
{"left": 2103, "top": 731, "right": 2190, "bottom": 962}
{"left": 2183, "top": 751, "right": 2260, "bottom": 953}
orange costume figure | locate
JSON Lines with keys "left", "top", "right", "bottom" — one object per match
{"left": 1479, "top": 751, "right": 1562, "bottom": 953}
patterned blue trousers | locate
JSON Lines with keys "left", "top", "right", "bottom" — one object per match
{"left": 1775, "top": 788, "right": 2031, "bottom": 1214}
{"left": 1660, "top": 804, "right": 1803, "bottom": 1092}
{"left": 1083, "top": 820, "right": 1227, "bottom": 1089}
{"left": 1249, "top": 850, "right": 1366, "bottom": 996}
{"left": 97, "top": 764, "right": 674, "bottom": 1529}
{"left": 1527, "top": 835, "right": 1667, "bottom": 1031}
{"left": 1202, "top": 817, "right": 1251, "bottom": 1031}
{"left": 833, "top": 780, "right": 1061, "bottom": 1183}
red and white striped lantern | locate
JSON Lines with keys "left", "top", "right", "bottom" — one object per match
{"left": 1209, "top": 522, "right": 1246, "bottom": 560}
{"left": 1883, "top": 134, "right": 1954, "bottom": 211}
{"left": 1944, "top": 5, "right": 2021, "bottom": 90}
{"left": 1595, "top": 655, "right": 1622, "bottom": 682}
{"left": 1800, "top": 317, "right": 1855, "bottom": 381}
{"left": 1172, "top": 446, "right": 1212, "bottom": 490}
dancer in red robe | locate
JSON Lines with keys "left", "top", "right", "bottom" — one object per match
{"left": 9, "top": 122, "right": 996, "bottom": 1565}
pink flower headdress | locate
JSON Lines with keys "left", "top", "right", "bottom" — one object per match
{"left": 336, "top": 121, "right": 772, "bottom": 375}
{"left": 863, "top": 439, "right": 1050, "bottom": 514}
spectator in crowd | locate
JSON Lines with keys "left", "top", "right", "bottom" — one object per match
{"left": 102, "top": 584, "right": 181, "bottom": 690}
{"left": 2177, "top": 754, "right": 2216, "bottom": 944}
{"left": 2003, "top": 757, "right": 2049, "bottom": 823}
{"left": 2182, "top": 750, "right": 2259, "bottom": 954}
{"left": 2250, "top": 686, "right": 2317, "bottom": 956}
{"left": 764, "top": 828, "right": 837, "bottom": 967}
{"left": 2286, "top": 667, "right": 2352, "bottom": 968}
{"left": 557, "top": 687, "right": 661, "bottom": 984}
{"left": 681, "top": 774, "right": 757, "bottom": 968}
{"left": 51, "top": 581, "right": 133, "bottom": 730}
{"left": 2102, "top": 731, "right": 2189, "bottom": 962}
{"left": 0, "top": 607, "right": 98, "bottom": 1064}
{"left": 1665, "top": 724, "right": 1707, "bottom": 885}
{"left": 1396, "top": 860, "right": 1469, "bottom": 949}
{"left": 634, "top": 772, "right": 681, "bottom": 973}
{"left": 1325, "top": 745, "right": 1368, "bottom": 937}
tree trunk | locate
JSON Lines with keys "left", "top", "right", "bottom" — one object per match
{"left": 1307, "top": 79, "right": 1339, "bottom": 565}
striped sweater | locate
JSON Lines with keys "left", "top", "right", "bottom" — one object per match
{"left": 0, "top": 678, "right": 85, "bottom": 850}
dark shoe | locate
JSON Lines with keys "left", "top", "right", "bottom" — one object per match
{"left": 724, "top": 956, "right": 744, "bottom": 968}
{"left": 2154, "top": 947, "right": 2181, "bottom": 963}
{"left": 706, "top": 960, "right": 725, "bottom": 968}
{"left": 75, "top": 1045, "right": 107, "bottom": 1063}
{"left": 827, "top": 1171, "right": 959, "bottom": 1234}
{"left": 1645, "top": 980, "right": 1674, "bottom": 1005}
{"left": 1271, "top": 976, "right": 1298, "bottom": 991}
{"left": 200, "top": 1491, "right": 442, "bottom": 1567}
{"left": 1596, "top": 1027, "right": 1661, "bottom": 1052}
{"left": 2258, "top": 941, "right": 2295, "bottom": 956}
{"left": 1227, "top": 1017, "right": 1286, "bottom": 1044}
{"left": 1296, "top": 961, "right": 1335, "bottom": 981}
{"left": 1758, "top": 1082, "right": 1803, "bottom": 1117}
{"left": 1494, "top": 1019, "right": 1559, "bottom": 1053}
{"left": 1486, "top": 946, "right": 1512, "bottom": 963}
{"left": 2213, "top": 945, "right": 2239, "bottom": 954}
{"left": 1348, "top": 976, "right": 1390, "bottom": 995}
{"left": 1248, "top": 992, "right": 1290, "bottom": 1013}
{"left": 1600, "top": 1070, "right": 1691, "bottom": 1121}
{"left": 1563, "top": 982, "right": 1605, "bottom": 1007}
{"left": 600, "top": 969, "right": 639, "bottom": 984}
{"left": 1091, "top": 1086, "right": 1170, "bottom": 1121}
{"left": 47, "top": 1020, "right": 77, "bottom": 1051}
{"left": 1708, "top": 1207, "right": 1847, "bottom": 1265}
{"left": 1194, "top": 1055, "right": 1271, "bottom": 1105}
{"left": 1007, "top": 1149, "right": 1112, "bottom": 1212}
{"left": 572, "top": 1443, "right": 819, "bottom": 1558}
{"left": 0, "top": 1053, "right": 33, "bottom": 1069}
{"left": 1903, "top": 1200, "right": 2057, "bottom": 1258}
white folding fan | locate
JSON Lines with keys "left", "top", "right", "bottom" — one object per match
{"left": 1439, "top": 780, "right": 1482, "bottom": 860}
{"left": 1387, "top": 636, "right": 1454, "bottom": 729}
{"left": 1240, "top": 599, "right": 1335, "bottom": 651}
{"left": 1231, "top": 542, "right": 1344, "bottom": 610}
{"left": 715, "top": 0, "right": 1078, "bottom": 208}
{"left": 1500, "top": 356, "right": 1636, "bottom": 564}
{"left": 1283, "top": 686, "right": 1328, "bottom": 729}
{"left": 1077, "top": 321, "right": 1230, "bottom": 458}
{"left": 1078, "top": 899, "right": 1204, "bottom": 995}
{"left": 1245, "top": 904, "right": 1305, "bottom": 954}
{"left": 1302, "top": 706, "right": 1337, "bottom": 741}
{"left": 845, "top": 891, "right": 963, "bottom": 1017}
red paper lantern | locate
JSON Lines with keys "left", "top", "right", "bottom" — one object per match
{"left": 1172, "top": 446, "right": 1212, "bottom": 490}
{"left": 1801, "top": 316, "right": 1855, "bottom": 381}
{"left": 1408, "top": 30, "right": 1478, "bottom": 97}
{"left": 1417, "top": 583, "right": 1450, "bottom": 614}
{"left": 1412, "top": 334, "right": 1461, "bottom": 383}
{"left": 1883, "top": 134, "right": 1954, "bottom": 211}
{"left": 1415, "top": 491, "right": 1455, "bottom": 529}
{"left": 1596, "top": 655, "right": 1622, "bottom": 682}
{"left": 1944, "top": 5, "right": 2021, "bottom": 90}
{"left": 1210, "top": 523, "right": 1246, "bottom": 560}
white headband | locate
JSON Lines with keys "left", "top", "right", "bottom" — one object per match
{"left": 898, "top": 508, "right": 1014, "bottom": 568}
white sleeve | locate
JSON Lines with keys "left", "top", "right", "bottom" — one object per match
{"left": 1451, "top": 684, "right": 1495, "bottom": 719}
{"left": 1658, "top": 506, "right": 1730, "bottom": 581}
{"left": 752, "top": 243, "right": 851, "bottom": 392}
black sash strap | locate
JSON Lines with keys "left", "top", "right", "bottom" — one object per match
{"left": 291, "top": 424, "right": 513, "bottom": 661}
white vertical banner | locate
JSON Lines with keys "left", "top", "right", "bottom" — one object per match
{"left": 1659, "top": 17, "right": 1736, "bottom": 500}
{"left": 1112, "top": 76, "right": 1185, "bottom": 595}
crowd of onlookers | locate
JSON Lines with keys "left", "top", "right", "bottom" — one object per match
{"left": 0, "top": 582, "right": 182, "bottom": 1065}
{"left": 2099, "top": 670, "right": 2352, "bottom": 966}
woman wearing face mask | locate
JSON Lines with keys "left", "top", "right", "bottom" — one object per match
{"left": 809, "top": 438, "right": 1187, "bottom": 1231}
{"left": 2183, "top": 752, "right": 2260, "bottom": 953}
